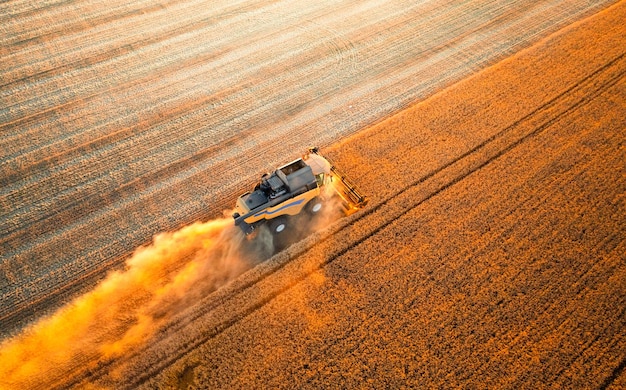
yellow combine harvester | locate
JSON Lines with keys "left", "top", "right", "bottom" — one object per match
{"left": 232, "top": 147, "right": 368, "bottom": 235}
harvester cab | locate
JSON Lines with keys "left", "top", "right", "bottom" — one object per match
{"left": 232, "top": 147, "right": 367, "bottom": 235}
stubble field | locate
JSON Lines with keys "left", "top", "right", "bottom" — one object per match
{"left": 1, "top": 0, "right": 624, "bottom": 389}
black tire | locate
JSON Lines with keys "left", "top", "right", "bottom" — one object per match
{"left": 268, "top": 217, "right": 288, "bottom": 235}
{"left": 306, "top": 197, "right": 324, "bottom": 215}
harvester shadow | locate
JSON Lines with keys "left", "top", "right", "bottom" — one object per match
{"left": 238, "top": 205, "right": 345, "bottom": 264}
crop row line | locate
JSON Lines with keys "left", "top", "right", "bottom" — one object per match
{"left": 0, "top": 0, "right": 266, "bottom": 85}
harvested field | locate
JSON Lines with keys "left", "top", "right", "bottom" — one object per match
{"left": 1, "top": 0, "right": 625, "bottom": 389}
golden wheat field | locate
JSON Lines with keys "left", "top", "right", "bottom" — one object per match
{"left": 1, "top": 0, "right": 625, "bottom": 389}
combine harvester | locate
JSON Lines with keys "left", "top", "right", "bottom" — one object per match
{"left": 232, "top": 147, "right": 367, "bottom": 238}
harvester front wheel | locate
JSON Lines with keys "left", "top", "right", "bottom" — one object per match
{"left": 306, "top": 198, "right": 324, "bottom": 215}
{"left": 269, "top": 217, "right": 288, "bottom": 235}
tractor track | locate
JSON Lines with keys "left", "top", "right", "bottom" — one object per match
{"left": 66, "top": 45, "right": 626, "bottom": 390}
{"left": 601, "top": 355, "right": 626, "bottom": 390}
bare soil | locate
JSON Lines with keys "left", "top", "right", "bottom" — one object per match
{"left": 0, "top": 0, "right": 624, "bottom": 389}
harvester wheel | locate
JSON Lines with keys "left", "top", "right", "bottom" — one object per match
{"left": 269, "top": 217, "right": 288, "bottom": 234}
{"left": 306, "top": 198, "right": 323, "bottom": 215}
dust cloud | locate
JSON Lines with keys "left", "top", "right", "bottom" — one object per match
{"left": 0, "top": 217, "right": 271, "bottom": 389}
{"left": 0, "top": 191, "right": 345, "bottom": 389}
